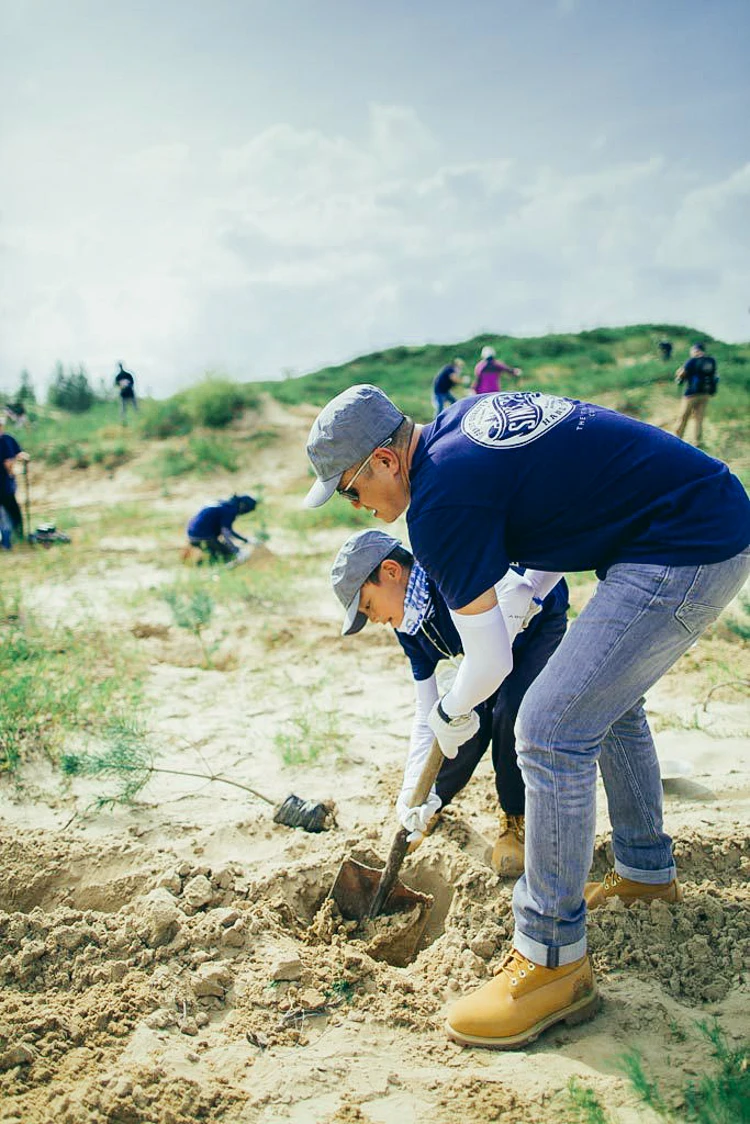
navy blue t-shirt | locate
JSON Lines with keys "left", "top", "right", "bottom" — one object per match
{"left": 0, "top": 434, "right": 21, "bottom": 488}
{"left": 682, "top": 355, "right": 718, "bottom": 397}
{"left": 434, "top": 365, "right": 457, "bottom": 396}
{"left": 408, "top": 392, "right": 750, "bottom": 610}
{"left": 397, "top": 568, "right": 568, "bottom": 681}
{"left": 187, "top": 499, "right": 239, "bottom": 539}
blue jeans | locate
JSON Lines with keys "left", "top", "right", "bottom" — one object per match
{"left": 433, "top": 391, "right": 456, "bottom": 416}
{"left": 512, "top": 549, "right": 750, "bottom": 967}
{"left": 436, "top": 611, "right": 567, "bottom": 814}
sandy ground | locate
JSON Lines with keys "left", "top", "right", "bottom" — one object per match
{"left": 1, "top": 401, "right": 748, "bottom": 1124}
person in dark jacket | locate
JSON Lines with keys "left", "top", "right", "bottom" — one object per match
{"left": 432, "top": 358, "right": 465, "bottom": 416}
{"left": 675, "top": 342, "right": 719, "bottom": 446}
{"left": 186, "top": 494, "right": 257, "bottom": 562}
{"left": 0, "top": 414, "right": 29, "bottom": 546}
{"left": 114, "top": 363, "right": 138, "bottom": 421}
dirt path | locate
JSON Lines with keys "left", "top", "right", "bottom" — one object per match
{"left": 1, "top": 401, "right": 748, "bottom": 1123}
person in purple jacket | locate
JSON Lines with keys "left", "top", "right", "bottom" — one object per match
{"left": 303, "top": 383, "right": 750, "bottom": 1050}
{"left": 186, "top": 494, "right": 257, "bottom": 563}
{"left": 473, "top": 346, "right": 522, "bottom": 395}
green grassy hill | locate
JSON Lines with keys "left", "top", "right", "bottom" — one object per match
{"left": 13, "top": 323, "right": 750, "bottom": 484}
{"left": 257, "top": 323, "right": 744, "bottom": 410}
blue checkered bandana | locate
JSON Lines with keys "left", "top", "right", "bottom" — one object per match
{"left": 397, "top": 560, "right": 433, "bottom": 636}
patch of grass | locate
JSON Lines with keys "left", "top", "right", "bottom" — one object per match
{"left": 188, "top": 435, "right": 239, "bottom": 474}
{"left": 241, "top": 429, "right": 280, "bottom": 450}
{"left": 0, "top": 587, "right": 146, "bottom": 772}
{"left": 274, "top": 705, "right": 347, "bottom": 766}
{"left": 618, "top": 1021, "right": 750, "bottom": 1124}
{"left": 283, "top": 505, "right": 376, "bottom": 532}
{"left": 566, "top": 1078, "right": 610, "bottom": 1124}
{"left": 150, "top": 434, "right": 239, "bottom": 478}
{"left": 723, "top": 597, "right": 750, "bottom": 643}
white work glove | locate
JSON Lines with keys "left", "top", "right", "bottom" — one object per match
{"left": 427, "top": 698, "right": 480, "bottom": 759}
{"left": 494, "top": 571, "right": 540, "bottom": 642}
{"left": 396, "top": 788, "right": 442, "bottom": 843}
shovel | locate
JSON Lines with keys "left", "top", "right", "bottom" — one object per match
{"left": 329, "top": 739, "right": 444, "bottom": 962}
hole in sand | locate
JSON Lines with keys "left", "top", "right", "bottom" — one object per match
{"left": 268, "top": 850, "right": 455, "bottom": 968}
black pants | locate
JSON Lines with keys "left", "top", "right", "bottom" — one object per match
{"left": 0, "top": 489, "right": 23, "bottom": 537}
{"left": 435, "top": 612, "right": 567, "bottom": 816}
{"left": 189, "top": 535, "right": 236, "bottom": 562}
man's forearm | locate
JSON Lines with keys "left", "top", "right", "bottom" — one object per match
{"left": 442, "top": 605, "right": 512, "bottom": 715}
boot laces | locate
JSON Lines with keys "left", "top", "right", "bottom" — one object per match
{"left": 508, "top": 815, "right": 525, "bottom": 843}
{"left": 493, "top": 950, "right": 536, "bottom": 986}
{"left": 601, "top": 870, "right": 622, "bottom": 893}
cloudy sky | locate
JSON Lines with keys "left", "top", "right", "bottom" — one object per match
{"left": 2, "top": 0, "right": 749, "bottom": 397}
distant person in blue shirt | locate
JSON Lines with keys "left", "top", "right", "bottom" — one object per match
{"left": 675, "top": 341, "right": 718, "bottom": 446}
{"left": 0, "top": 414, "right": 30, "bottom": 546}
{"left": 303, "top": 383, "right": 750, "bottom": 1051}
{"left": 186, "top": 494, "right": 257, "bottom": 563}
{"left": 331, "top": 529, "right": 569, "bottom": 876}
{"left": 432, "top": 358, "right": 465, "bottom": 416}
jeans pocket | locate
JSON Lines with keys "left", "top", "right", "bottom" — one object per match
{"left": 674, "top": 597, "right": 722, "bottom": 635}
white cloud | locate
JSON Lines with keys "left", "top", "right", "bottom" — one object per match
{"left": 1, "top": 104, "right": 748, "bottom": 397}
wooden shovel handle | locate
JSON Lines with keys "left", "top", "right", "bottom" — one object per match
{"left": 368, "top": 739, "right": 444, "bottom": 919}
{"left": 409, "top": 739, "right": 446, "bottom": 808}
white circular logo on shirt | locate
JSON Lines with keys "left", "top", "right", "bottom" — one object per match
{"left": 461, "top": 392, "right": 575, "bottom": 448}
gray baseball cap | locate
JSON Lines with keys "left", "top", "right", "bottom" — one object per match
{"left": 331, "top": 529, "right": 402, "bottom": 635}
{"left": 304, "top": 384, "right": 404, "bottom": 508}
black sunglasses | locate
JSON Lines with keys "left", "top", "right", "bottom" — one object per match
{"left": 336, "top": 437, "right": 394, "bottom": 502}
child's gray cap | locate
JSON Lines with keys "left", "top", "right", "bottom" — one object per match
{"left": 304, "top": 384, "right": 404, "bottom": 508}
{"left": 331, "top": 529, "right": 402, "bottom": 635}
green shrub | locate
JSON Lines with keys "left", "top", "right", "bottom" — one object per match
{"left": 183, "top": 378, "right": 246, "bottom": 428}
{"left": 139, "top": 399, "right": 193, "bottom": 439}
{"left": 47, "top": 362, "right": 97, "bottom": 413}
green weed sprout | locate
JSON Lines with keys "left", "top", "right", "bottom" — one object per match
{"left": 273, "top": 705, "right": 347, "bottom": 766}
{"left": 566, "top": 1078, "right": 610, "bottom": 1124}
{"left": 618, "top": 1020, "right": 749, "bottom": 1124}
{"left": 163, "top": 587, "right": 215, "bottom": 667}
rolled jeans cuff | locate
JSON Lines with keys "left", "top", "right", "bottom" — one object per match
{"left": 513, "top": 929, "right": 587, "bottom": 969}
{"left": 614, "top": 858, "right": 676, "bottom": 885}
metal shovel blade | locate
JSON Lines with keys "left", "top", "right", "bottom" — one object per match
{"left": 329, "top": 857, "right": 433, "bottom": 967}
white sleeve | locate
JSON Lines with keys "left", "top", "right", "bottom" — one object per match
{"left": 522, "top": 570, "right": 565, "bottom": 600}
{"left": 402, "top": 676, "right": 439, "bottom": 792}
{"left": 441, "top": 605, "right": 512, "bottom": 715}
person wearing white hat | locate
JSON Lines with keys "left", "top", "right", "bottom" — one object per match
{"left": 473, "top": 346, "right": 522, "bottom": 395}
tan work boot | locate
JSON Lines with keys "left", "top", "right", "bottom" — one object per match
{"left": 585, "top": 869, "right": 683, "bottom": 910}
{"left": 490, "top": 812, "right": 525, "bottom": 877}
{"left": 445, "top": 949, "right": 599, "bottom": 1049}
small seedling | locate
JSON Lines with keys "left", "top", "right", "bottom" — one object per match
{"left": 61, "top": 716, "right": 280, "bottom": 815}
{"left": 163, "top": 586, "right": 215, "bottom": 667}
